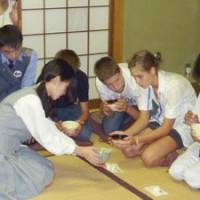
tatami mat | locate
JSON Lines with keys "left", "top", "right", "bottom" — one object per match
{"left": 32, "top": 155, "right": 140, "bottom": 200}
{"left": 34, "top": 135, "right": 200, "bottom": 200}
{"left": 107, "top": 145, "right": 200, "bottom": 200}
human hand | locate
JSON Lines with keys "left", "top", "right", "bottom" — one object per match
{"left": 114, "top": 97, "right": 128, "bottom": 112}
{"left": 102, "top": 102, "right": 113, "bottom": 116}
{"left": 10, "top": 1, "right": 18, "bottom": 25}
{"left": 109, "top": 131, "right": 133, "bottom": 148}
{"left": 75, "top": 146, "right": 104, "bottom": 167}
{"left": 55, "top": 121, "right": 64, "bottom": 131}
{"left": 56, "top": 121, "right": 81, "bottom": 137}
{"left": 184, "top": 111, "right": 199, "bottom": 125}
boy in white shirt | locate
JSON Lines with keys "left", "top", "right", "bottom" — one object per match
{"left": 95, "top": 56, "right": 145, "bottom": 135}
{"left": 0, "top": 0, "right": 18, "bottom": 27}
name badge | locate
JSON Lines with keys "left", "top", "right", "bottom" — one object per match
{"left": 13, "top": 70, "right": 22, "bottom": 78}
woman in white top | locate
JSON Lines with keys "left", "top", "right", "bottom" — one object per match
{"left": 110, "top": 50, "right": 196, "bottom": 167}
{"left": 0, "top": 59, "right": 102, "bottom": 199}
{"left": 0, "top": 0, "right": 18, "bottom": 27}
{"left": 169, "top": 57, "right": 200, "bottom": 189}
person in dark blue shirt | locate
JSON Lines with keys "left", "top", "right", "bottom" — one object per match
{"left": 52, "top": 49, "right": 92, "bottom": 144}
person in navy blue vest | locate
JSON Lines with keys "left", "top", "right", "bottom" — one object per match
{"left": 0, "top": 24, "right": 37, "bottom": 102}
{"left": 52, "top": 49, "right": 92, "bottom": 145}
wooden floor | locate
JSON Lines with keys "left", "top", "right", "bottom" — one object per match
{"left": 33, "top": 135, "right": 200, "bottom": 200}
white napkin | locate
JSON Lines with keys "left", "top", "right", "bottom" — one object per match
{"left": 144, "top": 185, "right": 168, "bottom": 197}
{"left": 105, "top": 162, "right": 123, "bottom": 173}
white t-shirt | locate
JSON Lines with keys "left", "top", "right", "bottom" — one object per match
{"left": 146, "top": 70, "right": 197, "bottom": 147}
{"left": 0, "top": 0, "right": 15, "bottom": 27}
{"left": 191, "top": 94, "right": 200, "bottom": 120}
{"left": 95, "top": 63, "right": 148, "bottom": 110}
{"left": 13, "top": 94, "right": 76, "bottom": 155}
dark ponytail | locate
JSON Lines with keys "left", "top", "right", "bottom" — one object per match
{"left": 36, "top": 59, "right": 75, "bottom": 119}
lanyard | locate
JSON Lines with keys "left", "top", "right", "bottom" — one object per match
{"left": 148, "top": 87, "right": 163, "bottom": 120}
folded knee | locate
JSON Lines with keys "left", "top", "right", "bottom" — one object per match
{"left": 141, "top": 152, "right": 158, "bottom": 167}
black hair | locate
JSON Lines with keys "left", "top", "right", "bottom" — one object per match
{"left": 36, "top": 59, "right": 75, "bottom": 119}
{"left": 0, "top": 25, "right": 23, "bottom": 49}
{"left": 193, "top": 54, "right": 200, "bottom": 81}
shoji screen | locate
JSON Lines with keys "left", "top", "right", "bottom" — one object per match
{"left": 20, "top": 0, "right": 111, "bottom": 99}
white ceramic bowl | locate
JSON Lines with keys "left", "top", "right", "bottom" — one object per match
{"left": 107, "top": 103, "right": 118, "bottom": 111}
{"left": 191, "top": 123, "right": 200, "bottom": 137}
{"left": 62, "top": 121, "right": 79, "bottom": 131}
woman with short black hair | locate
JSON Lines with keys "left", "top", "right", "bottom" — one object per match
{"left": 0, "top": 59, "right": 102, "bottom": 199}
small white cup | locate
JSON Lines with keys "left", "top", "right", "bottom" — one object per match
{"left": 98, "top": 148, "right": 112, "bottom": 163}
{"left": 191, "top": 123, "right": 200, "bottom": 137}
{"left": 107, "top": 103, "right": 119, "bottom": 111}
{"left": 62, "top": 121, "right": 80, "bottom": 131}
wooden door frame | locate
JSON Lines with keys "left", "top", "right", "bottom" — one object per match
{"left": 18, "top": 0, "right": 123, "bottom": 62}
{"left": 109, "top": 0, "right": 124, "bottom": 63}
{"left": 91, "top": 0, "right": 124, "bottom": 109}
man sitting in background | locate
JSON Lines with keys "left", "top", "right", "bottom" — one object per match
{"left": 52, "top": 49, "right": 92, "bottom": 145}
{"left": 0, "top": 24, "right": 37, "bottom": 101}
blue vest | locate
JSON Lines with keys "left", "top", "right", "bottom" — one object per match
{"left": 0, "top": 48, "right": 32, "bottom": 102}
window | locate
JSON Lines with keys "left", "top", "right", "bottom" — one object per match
{"left": 19, "top": 0, "right": 123, "bottom": 99}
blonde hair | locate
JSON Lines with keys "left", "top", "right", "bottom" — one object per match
{"left": 94, "top": 56, "right": 120, "bottom": 82}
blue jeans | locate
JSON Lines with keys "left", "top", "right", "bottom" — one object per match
{"left": 102, "top": 111, "right": 130, "bottom": 134}
{"left": 53, "top": 105, "right": 92, "bottom": 141}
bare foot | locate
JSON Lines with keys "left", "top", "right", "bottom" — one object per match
{"left": 159, "top": 151, "right": 179, "bottom": 167}
{"left": 122, "top": 144, "right": 144, "bottom": 158}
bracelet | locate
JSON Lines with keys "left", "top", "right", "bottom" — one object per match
{"left": 135, "top": 136, "right": 139, "bottom": 145}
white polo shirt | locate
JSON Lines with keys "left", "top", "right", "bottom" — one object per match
{"left": 146, "top": 70, "right": 196, "bottom": 147}
{"left": 95, "top": 63, "right": 148, "bottom": 110}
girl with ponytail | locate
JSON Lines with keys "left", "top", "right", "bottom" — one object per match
{"left": 110, "top": 50, "right": 196, "bottom": 167}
